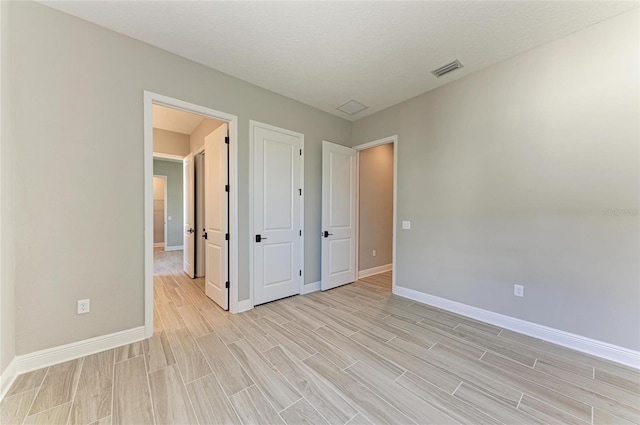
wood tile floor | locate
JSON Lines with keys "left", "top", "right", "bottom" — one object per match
{"left": 2, "top": 249, "right": 639, "bottom": 424}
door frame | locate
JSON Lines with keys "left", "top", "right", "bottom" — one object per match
{"left": 352, "top": 135, "right": 398, "bottom": 292}
{"left": 248, "top": 120, "right": 305, "bottom": 309}
{"left": 152, "top": 174, "right": 168, "bottom": 250}
{"left": 144, "top": 91, "right": 240, "bottom": 338}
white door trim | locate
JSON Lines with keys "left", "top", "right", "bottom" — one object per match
{"left": 153, "top": 174, "right": 168, "bottom": 250}
{"left": 249, "top": 120, "right": 305, "bottom": 309}
{"left": 352, "top": 135, "right": 398, "bottom": 292}
{"left": 144, "top": 91, "right": 240, "bottom": 338}
{"left": 153, "top": 152, "right": 184, "bottom": 162}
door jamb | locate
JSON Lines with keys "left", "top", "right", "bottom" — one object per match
{"left": 144, "top": 91, "right": 240, "bottom": 338}
{"left": 248, "top": 120, "right": 305, "bottom": 310}
{"left": 352, "top": 136, "right": 398, "bottom": 292}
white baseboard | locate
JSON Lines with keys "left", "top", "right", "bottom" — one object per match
{"left": 302, "top": 281, "right": 321, "bottom": 294}
{"left": 358, "top": 264, "right": 392, "bottom": 279}
{"left": 237, "top": 299, "right": 253, "bottom": 313}
{"left": 13, "top": 326, "right": 146, "bottom": 381}
{"left": 0, "top": 358, "right": 18, "bottom": 401}
{"left": 165, "top": 245, "right": 183, "bottom": 252}
{"left": 394, "top": 286, "right": 640, "bottom": 370}
{"left": 154, "top": 243, "right": 164, "bottom": 248}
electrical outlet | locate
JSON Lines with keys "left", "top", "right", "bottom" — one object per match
{"left": 402, "top": 221, "right": 411, "bottom": 230}
{"left": 168, "top": 216, "right": 172, "bottom": 220}
{"left": 372, "top": 250, "right": 376, "bottom": 257}
{"left": 514, "top": 285, "right": 524, "bottom": 297}
{"left": 77, "top": 299, "right": 90, "bottom": 314}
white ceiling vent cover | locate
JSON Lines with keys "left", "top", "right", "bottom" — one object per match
{"left": 337, "top": 100, "right": 368, "bottom": 115}
{"left": 431, "top": 60, "right": 464, "bottom": 78}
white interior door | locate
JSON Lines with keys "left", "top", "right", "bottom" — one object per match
{"left": 321, "top": 141, "right": 357, "bottom": 290}
{"left": 204, "top": 123, "right": 229, "bottom": 310}
{"left": 253, "top": 123, "right": 302, "bottom": 305}
{"left": 183, "top": 153, "right": 195, "bottom": 278}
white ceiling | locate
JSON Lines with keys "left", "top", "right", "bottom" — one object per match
{"left": 43, "top": 1, "right": 637, "bottom": 121}
{"left": 152, "top": 104, "right": 204, "bottom": 134}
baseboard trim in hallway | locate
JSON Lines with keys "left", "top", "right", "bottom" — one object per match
{"left": 358, "top": 264, "right": 392, "bottom": 279}
{"left": 0, "top": 358, "right": 18, "bottom": 401}
{"left": 9, "top": 325, "right": 145, "bottom": 387}
{"left": 394, "top": 285, "right": 640, "bottom": 369}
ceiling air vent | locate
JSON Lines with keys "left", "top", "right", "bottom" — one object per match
{"left": 431, "top": 60, "right": 463, "bottom": 78}
{"left": 337, "top": 100, "right": 368, "bottom": 115}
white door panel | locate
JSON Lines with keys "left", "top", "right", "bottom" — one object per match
{"left": 253, "top": 124, "right": 302, "bottom": 305}
{"left": 183, "top": 153, "right": 195, "bottom": 278}
{"left": 204, "top": 123, "right": 229, "bottom": 310}
{"left": 322, "top": 141, "right": 357, "bottom": 291}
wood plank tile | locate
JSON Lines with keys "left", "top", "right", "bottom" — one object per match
{"left": 296, "top": 304, "right": 360, "bottom": 336}
{"left": 177, "top": 304, "right": 215, "bottom": 338}
{"left": 24, "top": 402, "right": 72, "bottom": 425}
{"left": 167, "top": 327, "right": 212, "bottom": 383}
{"left": 227, "top": 339, "right": 301, "bottom": 411}
{"left": 186, "top": 374, "right": 242, "bottom": 425}
{"left": 349, "top": 331, "right": 460, "bottom": 394}
{"left": 281, "top": 320, "right": 357, "bottom": 370}
{"left": 257, "top": 317, "right": 316, "bottom": 360}
{"left": 88, "top": 416, "right": 111, "bottom": 425}
{"left": 148, "top": 364, "right": 198, "bottom": 425}
{"left": 595, "top": 367, "right": 640, "bottom": 395}
{"left": 345, "top": 413, "right": 373, "bottom": 425}
{"left": 314, "top": 325, "right": 404, "bottom": 381}
{"left": 112, "top": 357, "right": 154, "bottom": 425}
{"left": 280, "top": 398, "right": 329, "bottom": 425}
{"left": 345, "top": 360, "right": 459, "bottom": 424}
{"left": 397, "top": 372, "right": 502, "bottom": 425}
{"left": 29, "top": 359, "right": 82, "bottom": 415}
{"left": 143, "top": 331, "right": 176, "bottom": 374}
{"left": 69, "top": 350, "right": 114, "bottom": 425}
{"left": 593, "top": 408, "right": 637, "bottom": 425}
{"left": 0, "top": 388, "right": 38, "bottom": 425}
{"left": 196, "top": 332, "right": 254, "bottom": 396}
{"left": 453, "top": 383, "right": 545, "bottom": 424}
{"left": 234, "top": 320, "right": 277, "bottom": 353}
{"left": 156, "top": 300, "right": 186, "bottom": 331}
{"left": 480, "top": 350, "right": 635, "bottom": 423}
{"left": 303, "top": 353, "right": 414, "bottom": 424}
{"left": 263, "top": 345, "right": 357, "bottom": 425}
{"left": 518, "top": 394, "right": 590, "bottom": 425}
{"left": 229, "top": 386, "right": 285, "bottom": 425}
{"left": 5, "top": 368, "right": 47, "bottom": 397}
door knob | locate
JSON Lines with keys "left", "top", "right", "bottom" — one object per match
{"left": 255, "top": 234, "right": 268, "bottom": 243}
{"left": 323, "top": 231, "right": 333, "bottom": 238}
{"left": 188, "top": 228, "right": 195, "bottom": 234}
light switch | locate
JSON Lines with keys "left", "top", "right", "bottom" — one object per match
{"left": 402, "top": 221, "right": 411, "bottom": 230}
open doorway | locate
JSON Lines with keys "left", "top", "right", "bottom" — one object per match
{"left": 320, "top": 136, "right": 398, "bottom": 293}
{"left": 144, "top": 92, "right": 239, "bottom": 337}
{"left": 356, "top": 142, "right": 395, "bottom": 290}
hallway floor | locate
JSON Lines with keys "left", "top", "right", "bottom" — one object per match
{"left": 2, "top": 250, "right": 638, "bottom": 424}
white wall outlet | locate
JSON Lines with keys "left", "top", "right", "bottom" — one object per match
{"left": 77, "top": 299, "right": 90, "bottom": 314}
{"left": 514, "top": 285, "right": 524, "bottom": 297}
{"left": 168, "top": 216, "right": 172, "bottom": 220}
{"left": 372, "top": 250, "right": 376, "bottom": 257}
{"left": 402, "top": 221, "right": 411, "bottom": 230}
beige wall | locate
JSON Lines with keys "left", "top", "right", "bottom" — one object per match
{"left": 352, "top": 10, "right": 640, "bottom": 350}
{"left": 153, "top": 159, "right": 183, "bottom": 248}
{"left": 190, "top": 118, "right": 225, "bottom": 154}
{"left": 153, "top": 128, "right": 190, "bottom": 157}
{"left": 358, "top": 144, "right": 393, "bottom": 271}
{"left": 152, "top": 177, "right": 165, "bottom": 244}
{"left": 0, "top": 0, "right": 16, "bottom": 375}
{"left": 9, "top": 1, "right": 350, "bottom": 355}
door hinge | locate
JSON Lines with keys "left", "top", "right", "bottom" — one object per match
{"left": 299, "top": 270, "right": 302, "bottom": 276}
{"left": 299, "top": 230, "right": 302, "bottom": 236}
{"left": 300, "top": 149, "right": 302, "bottom": 156}
{"left": 298, "top": 188, "right": 302, "bottom": 196}
{"left": 202, "top": 232, "right": 208, "bottom": 240}
{"left": 225, "top": 233, "right": 229, "bottom": 241}
{"left": 225, "top": 281, "right": 229, "bottom": 288}
{"left": 225, "top": 184, "right": 229, "bottom": 192}
{"left": 225, "top": 136, "right": 229, "bottom": 144}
